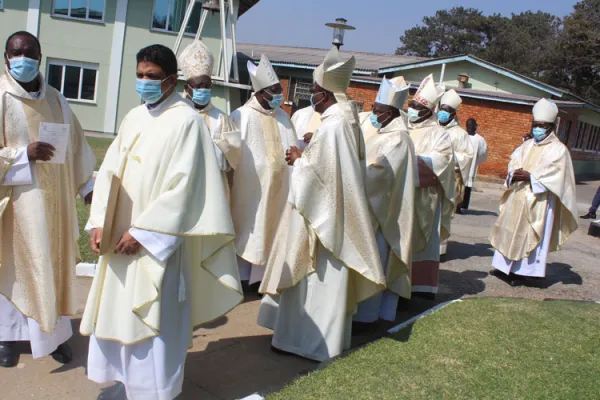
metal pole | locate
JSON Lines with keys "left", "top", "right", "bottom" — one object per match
{"left": 219, "top": 0, "right": 229, "bottom": 83}
{"left": 174, "top": 0, "right": 197, "bottom": 55}
{"left": 229, "top": 0, "right": 240, "bottom": 82}
{"left": 194, "top": 8, "right": 208, "bottom": 41}
{"left": 439, "top": 63, "right": 446, "bottom": 85}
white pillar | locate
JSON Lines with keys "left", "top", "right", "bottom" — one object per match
{"left": 103, "top": 0, "right": 129, "bottom": 135}
{"left": 26, "top": 0, "right": 41, "bottom": 36}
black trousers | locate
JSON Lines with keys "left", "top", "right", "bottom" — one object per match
{"left": 461, "top": 187, "right": 472, "bottom": 209}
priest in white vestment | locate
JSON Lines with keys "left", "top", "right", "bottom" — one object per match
{"left": 354, "top": 77, "right": 416, "bottom": 323}
{"left": 178, "top": 40, "right": 241, "bottom": 200}
{"left": 490, "top": 99, "right": 577, "bottom": 283}
{"left": 437, "top": 89, "right": 474, "bottom": 254}
{"left": 407, "top": 74, "right": 455, "bottom": 298}
{"left": 258, "top": 47, "right": 385, "bottom": 362}
{"left": 0, "top": 31, "right": 96, "bottom": 368}
{"left": 230, "top": 55, "right": 297, "bottom": 286}
{"left": 461, "top": 118, "right": 488, "bottom": 210}
{"left": 80, "top": 45, "right": 243, "bottom": 400}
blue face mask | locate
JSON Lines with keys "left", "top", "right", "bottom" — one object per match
{"left": 136, "top": 77, "right": 169, "bottom": 105}
{"left": 532, "top": 127, "right": 548, "bottom": 142}
{"left": 369, "top": 113, "right": 382, "bottom": 130}
{"left": 9, "top": 56, "right": 40, "bottom": 83}
{"left": 266, "top": 91, "right": 283, "bottom": 109}
{"left": 407, "top": 107, "right": 421, "bottom": 122}
{"left": 310, "top": 91, "right": 324, "bottom": 110}
{"left": 437, "top": 110, "right": 452, "bottom": 124}
{"left": 191, "top": 88, "right": 212, "bottom": 106}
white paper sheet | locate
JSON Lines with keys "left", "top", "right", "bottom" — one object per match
{"left": 38, "top": 122, "right": 70, "bottom": 164}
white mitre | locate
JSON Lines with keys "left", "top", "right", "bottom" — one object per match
{"left": 247, "top": 54, "right": 279, "bottom": 92}
{"left": 178, "top": 40, "right": 214, "bottom": 80}
{"left": 532, "top": 98, "right": 559, "bottom": 123}
{"left": 413, "top": 74, "right": 445, "bottom": 110}
{"left": 375, "top": 76, "right": 410, "bottom": 110}
{"left": 313, "top": 47, "right": 356, "bottom": 95}
{"left": 440, "top": 89, "right": 462, "bottom": 110}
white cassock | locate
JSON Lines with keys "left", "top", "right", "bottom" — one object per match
{"left": 258, "top": 103, "right": 385, "bottom": 362}
{"left": 354, "top": 117, "right": 417, "bottom": 323}
{"left": 490, "top": 134, "right": 577, "bottom": 278}
{"left": 291, "top": 106, "right": 321, "bottom": 150}
{"left": 230, "top": 97, "right": 297, "bottom": 284}
{"left": 0, "top": 73, "right": 96, "bottom": 358}
{"left": 80, "top": 93, "right": 242, "bottom": 400}
{"left": 467, "top": 133, "right": 488, "bottom": 188}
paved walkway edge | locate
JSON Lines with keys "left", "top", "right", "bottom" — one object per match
{"left": 76, "top": 262, "right": 96, "bottom": 277}
{"left": 388, "top": 299, "right": 463, "bottom": 334}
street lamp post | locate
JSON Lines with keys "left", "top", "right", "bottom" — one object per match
{"left": 325, "top": 18, "right": 356, "bottom": 49}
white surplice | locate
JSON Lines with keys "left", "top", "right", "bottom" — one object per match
{"left": 291, "top": 106, "right": 320, "bottom": 150}
{"left": 467, "top": 133, "right": 488, "bottom": 187}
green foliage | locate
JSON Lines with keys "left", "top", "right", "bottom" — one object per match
{"left": 269, "top": 298, "right": 600, "bottom": 400}
{"left": 397, "top": 0, "right": 600, "bottom": 104}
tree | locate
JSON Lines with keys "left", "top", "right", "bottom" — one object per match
{"left": 397, "top": 7, "right": 491, "bottom": 57}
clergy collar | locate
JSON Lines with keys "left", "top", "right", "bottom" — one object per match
{"left": 246, "top": 95, "right": 277, "bottom": 116}
{"left": 146, "top": 92, "right": 181, "bottom": 115}
{"left": 1, "top": 72, "right": 47, "bottom": 101}
{"left": 533, "top": 132, "right": 558, "bottom": 147}
{"left": 441, "top": 117, "right": 459, "bottom": 130}
{"left": 320, "top": 102, "right": 342, "bottom": 121}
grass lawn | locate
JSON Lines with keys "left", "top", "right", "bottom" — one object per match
{"left": 86, "top": 136, "right": 113, "bottom": 170}
{"left": 269, "top": 298, "right": 600, "bottom": 400}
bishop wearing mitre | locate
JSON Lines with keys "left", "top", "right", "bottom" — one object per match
{"left": 80, "top": 44, "right": 242, "bottom": 400}
{"left": 258, "top": 47, "right": 385, "bottom": 361}
{"left": 490, "top": 98, "right": 577, "bottom": 284}
{"left": 406, "top": 74, "right": 455, "bottom": 299}
{"left": 0, "top": 31, "right": 96, "bottom": 368}
{"left": 230, "top": 55, "right": 297, "bottom": 286}
{"left": 178, "top": 39, "right": 241, "bottom": 199}
{"left": 437, "top": 89, "right": 474, "bottom": 255}
{"left": 354, "top": 77, "right": 417, "bottom": 323}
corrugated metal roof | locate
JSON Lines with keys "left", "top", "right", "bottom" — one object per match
{"left": 237, "top": 43, "right": 427, "bottom": 73}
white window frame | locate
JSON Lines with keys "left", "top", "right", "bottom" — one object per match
{"left": 150, "top": 0, "right": 201, "bottom": 36}
{"left": 47, "top": 59, "right": 99, "bottom": 104}
{"left": 52, "top": 0, "right": 106, "bottom": 23}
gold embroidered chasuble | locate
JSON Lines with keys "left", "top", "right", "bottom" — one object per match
{"left": 490, "top": 133, "right": 577, "bottom": 261}
{"left": 0, "top": 73, "right": 96, "bottom": 332}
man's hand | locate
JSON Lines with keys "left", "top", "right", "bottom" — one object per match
{"left": 27, "top": 142, "right": 55, "bottom": 162}
{"left": 285, "top": 146, "right": 303, "bottom": 166}
{"left": 90, "top": 228, "right": 103, "bottom": 255}
{"left": 417, "top": 158, "right": 439, "bottom": 187}
{"left": 512, "top": 168, "right": 531, "bottom": 182}
{"left": 115, "top": 231, "right": 141, "bottom": 256}
{"left": 84, "top": 191, "right": 93, "bottom": 205}
{"left": 303, "top": 132, "right": 313, "bottom": 144}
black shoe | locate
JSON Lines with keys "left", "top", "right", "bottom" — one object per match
{"left": 580, "top": 212, "right": 596, "bottom": 220}
{"left": 0, "top": 341, "right": 19, "bottom": 368}
{"left": 455, "top": 207, "right": 464, "bottom": 215}
{"left": 50, "top": 342, "right": 73, "bottom": 364}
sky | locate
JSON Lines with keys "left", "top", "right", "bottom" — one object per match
{"left": 237, "top": 0, "right": 580, "bottom": 54}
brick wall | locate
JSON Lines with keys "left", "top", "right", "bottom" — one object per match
{"left": 346, "top": 82, "right": 378, "bottom": 112}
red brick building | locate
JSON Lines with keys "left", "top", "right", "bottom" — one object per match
{"left": 238, "top": 45, "right": 600, "bottom": 179}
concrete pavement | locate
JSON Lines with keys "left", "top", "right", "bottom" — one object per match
{"left": 2, "top": 180, "right": 599, "bottom": 400}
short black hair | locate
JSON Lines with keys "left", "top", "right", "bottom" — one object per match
{"left": 136, "top": 44, "right": 178, "bottom": 76}
{"left": 466, "top": 118, "right": 477, "bottom": 127}
{"left": 5, "top": 31, "right": 41, "bottom": 53}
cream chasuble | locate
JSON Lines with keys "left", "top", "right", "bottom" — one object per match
{"left": 258, "top": 103, "right": 384, "bottom": 361}
{"left": 363, "top": 117, "right": 416, "bottom": 299}
{"left": 444, "top": 120, "right": 474, "bottom": 206}
{"left": 291, "top": 106, "right": 321, "bottom": 150}
{"left": 490, "top": 133, "right": 577, "bottom": 263}
{"left": 230, "top": 97, "right": 297, "bottom": 271}
{"left": 0, "top": 72, "right": 96, "bottom": 333}
{"left": 80, "top": 94, "right": 243, "bottom": 345}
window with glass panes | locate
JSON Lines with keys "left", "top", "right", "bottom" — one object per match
{"left": 152, "top": 0, "right": 202, "bottom": 34}
{"left": 53, "top": 0, "right": 105, "bottom": 21}
{"left": 47, "top": 60, "right": 98, "bottom": 102}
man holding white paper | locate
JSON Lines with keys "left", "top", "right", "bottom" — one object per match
{"left": 0, "top": 31, "right": 96, "bottom": 368}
